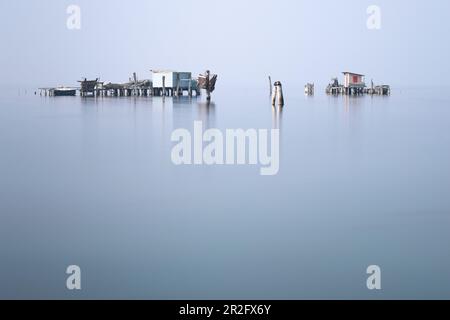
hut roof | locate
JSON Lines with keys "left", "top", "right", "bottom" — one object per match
{"left": 151, "top": 70, "right": 175, "bottom": 73}
{"left": 342, "top": 72, "right": 365, "bottom": 76}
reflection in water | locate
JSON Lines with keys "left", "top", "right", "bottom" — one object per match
{"left": 170, "top": 96, "right": 216, "bottom": 131}
{"left": 77, "top": 96, "right": 218, "bottom": 140}
{"left": 4, "top": 87, "right": 450, "bottom": 299}
{"left": 343, "top": 94, "right": 363, "bottom": 113}
{"left": 197, "top": 101, "right": 216, "bottom": 129}
{"left": 79, "top": 96, "right": 101, "bottom": 107}
{"left": 272, "top": 106, "right": 283, "bottom": 131}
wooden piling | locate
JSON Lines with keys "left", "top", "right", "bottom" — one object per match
{"left": 269, "top": 76, "right": 272, "bottom": 96}
{"left": 176, "top": 73, "right": 180, "bottom": 97}
{"left": 277, "top": 82, "right": 284, "bottom": 106}
{"left": 271, "top": 85, "right": 277, "bottom": 106}
{"left": 271, "top": 81, "right": 284, "bottom": 107}
{"left": 188, "top": 77, "right": 192, "bottom": 97}
{"left": 205, "top": 70, "right": 211, "bottom": 101}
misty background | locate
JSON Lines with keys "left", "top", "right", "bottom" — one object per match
{"left": 0, "top": 0, "right": 449, "bottom": 89}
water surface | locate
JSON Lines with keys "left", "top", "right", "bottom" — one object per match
{"left": 1, "top": 86, "right": 450, "bottom": 299}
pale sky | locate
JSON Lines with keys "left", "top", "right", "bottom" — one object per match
{"left": 1, "top": 0, "right": 449, "bottom": 88}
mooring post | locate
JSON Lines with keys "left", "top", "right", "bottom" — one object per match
{"left": 188, "top": 77, "right": 192, "bottom": 97}
{"left": 271, "top": 81, "right": 284, "bottom": 107}
{"left": 269, "top": 76, "right": 272, "bottom": 96}
{"left": 162, "top": 76, "right": 166, "bottom": 98}
{"left": 271, "top": 83, "right": 278, "bottom": 106}
{"left": 176, "top": 73, "right": 180, "bottom": 97}
{"left": 205, "top": 70, "right": 211, "bottom": 101}
{"left": 277, "top": 82, "right": 284, "bottom": 106}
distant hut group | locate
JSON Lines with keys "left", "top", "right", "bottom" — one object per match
{"left": 324, "top": 72, "right": 390, "bottom": 96}
{"left": 267, "top": 71, "right": 390, "bottom": 107}
{"left": 79, "top": 70, "right": 217, "bottom": 98}
{"left": 39, "top": 70, "right": 218, "bottom": 99}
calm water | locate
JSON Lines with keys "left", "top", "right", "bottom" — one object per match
{"left": 1, "top": 86, "right": 450, "bottom": 299}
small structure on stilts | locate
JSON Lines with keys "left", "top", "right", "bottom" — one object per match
{"left": 78, "top": 78, "right": 102, "bottom": 97}
{"left": 304, "top": 83, "right": 315, "bottom": 95}
{"left": 343, "top": 72, "right": 366, "bottom": 95}
{"left": 101, "top": 72, "right": 152, "bottom": 97}
{"left": 367, "top": 79, "right": 391, "bottom": 95}
{"left": 38, "top": 86, "right": 78, "bottom": 96}
{"left": 326, "top": 77, "right": 344, "bottom": 95}
{"left": 151, "top": 70, "right": 200, "bottom": 97}
{"left": 326, "top": 72, "right": 390, "bottom": 96}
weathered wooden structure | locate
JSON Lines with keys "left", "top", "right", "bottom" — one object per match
{"left": 304, "top": 83, "right": 315, "bottom": 95}
{"left": 326, "top": 77, "right": 344, "bottom": 95}
{"left": 42, "top": 72, "right": 202, "bottom": 98}
{"left": 373, "top": 85, "right": 390, "bottom": 95}
{"left": 197, "top": 70, "right": 217, "bottom": 101}
{"left": 38, "top": 87, "right": 77, "bottom": 96}
{"left": 343, "top": 72, "right": 366, "bottom": 95}
{"left": 78, "top": 78, "right": 102, "bottom": 97}
{"left": 367, "top": 80, "right": 391, "bottom": 95}
{"left": 100, "top": 73, "right": 153, "bottom": 97}
{"left": 151, "top": 70, "right": 199, "bottom": 97}
{"left": 326, "top": 73, "right": 390, "bottom": 96}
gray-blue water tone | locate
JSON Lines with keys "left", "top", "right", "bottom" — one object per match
{"left": 1, "top": 86, "right": 450, "bottom": 299}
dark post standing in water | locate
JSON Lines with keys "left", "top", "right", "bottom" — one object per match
{"left": 205, "top": 70, "right": 211, "bottom": 101}
{"left": 176, "top": 73, "right": 180, "bottom": 97}
{"left": 162, "top": 76, "right": 166, "bottom": 97}
{"left": 269, "top": 76, "right": 273, "bottom": 96}
{"left": 188, "top": 76, "right": 192, "bottom": 97}
{"left": 271, "top": 81, "right": 284, "bottom": 107}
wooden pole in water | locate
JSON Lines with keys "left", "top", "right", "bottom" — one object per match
{"left": 271, "top": 81, "right": 284, "bottom": 107}
{"left": 206, "top": 70, "right": 211, "bottom": 101}
{"left": 176, "top": 73, "right": 180, "bottom": 97}
{"left": 133, "top": 72, "right": 138, "bottom": 96}
{"left": 269, "top": 76, "right": 272, "bottom": 96}
{"left": 162, "top": 76, "right": 166, "bottom": 98}
{"left": 277, "top": 82, "right": 284, "bottom": 106}
{"left": 271, "top": 85, "right": 277, "bottom": 106}
{"left": 188, "top": 76, "right": 192, "bottom": 97}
